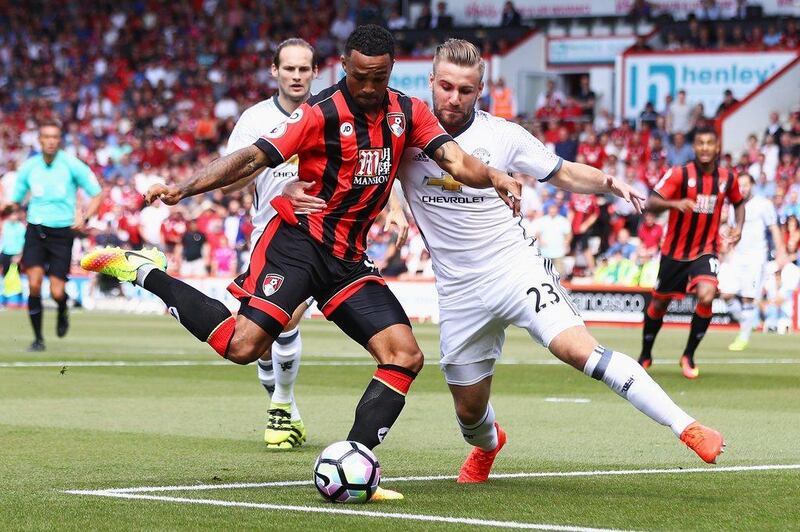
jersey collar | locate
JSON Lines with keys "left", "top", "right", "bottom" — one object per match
{"left": 449, "top": 110, "right": 476, "bottom": 139}
{"left": 272, "top": 94, "right": 292, "bottom": 118}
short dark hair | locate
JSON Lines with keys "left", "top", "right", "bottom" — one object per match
{"left": 344, "top": 24, "right": 395, "bottom": 60}
{"left": 274, "top": 38, "right": 316, "bottom": 68}
{"left": 693, "top": 126, "right": 718, "bottom": 139}
{"left": 38, "top": 118, "right": 63, "bottom": 131}
{"left": 739, "top": 172, "right": 756, "bottom": 184}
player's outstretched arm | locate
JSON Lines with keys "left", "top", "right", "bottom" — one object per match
{"left": 144, "top": 145, "right": 270, "bottom": 205}
{"left": 550, "top": 160, "right": 645, "bottom": 213}
{"left": 432, "top": 140, "right": 521, "bottom": 214}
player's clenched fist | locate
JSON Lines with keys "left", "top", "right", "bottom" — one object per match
{"left": 144, "top": 183, "right": 183, "bottom": 206}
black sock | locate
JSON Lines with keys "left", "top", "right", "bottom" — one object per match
{"left": 55, "top": 296, "right": 67, "bottom": 315}
{"left": 28, "top": 296, "right": 43, "bottom": 341}
{"left": 143, "top": 269, "right": 232, "bottom": 342}
{"left": 684, "top": 306, "right": 713, "bottom": 360}
{"left": 641, "top": 314, "right": 663, "bottom": 359}
{"left": 347, "top": 365, "right": 416, "bottom": 449}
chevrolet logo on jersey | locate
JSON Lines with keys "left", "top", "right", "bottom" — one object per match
{"left": 424, "top": 173, "right": 464, "bottom": 192}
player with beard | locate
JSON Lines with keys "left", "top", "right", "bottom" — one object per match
{"left": 640, "top": 128, "right": 745, "bottom": 378}
{"left": 81, "top": 26, "right": 520, "bottom": 499}
{"left": 286, "top": 39, "right": 727, "bottom": 482}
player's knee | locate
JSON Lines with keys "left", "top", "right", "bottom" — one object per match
{"left": 225, "top": 335, "right": 266, "bottom": 365}
{"left": 454, "top": 398, "right": 485, "bottom": 426}
{"left": 386, "top": 346, "right": 424, "bottom": 374}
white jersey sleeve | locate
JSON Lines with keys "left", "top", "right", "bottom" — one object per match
{"left": 226, "top": 97, "right": 299, "bottom": 240}
{"left": 502, "top": 121, "right": 562, "bottom": 182}
{"left": 226, "top": 108, "right": 261, "bottom": 153}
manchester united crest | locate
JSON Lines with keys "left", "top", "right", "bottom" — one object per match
{"left": 387, "top": 113, "right": 406, "bottom": 137}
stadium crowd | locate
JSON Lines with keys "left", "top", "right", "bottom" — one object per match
{"left": 0, "top": 2, "right": 799, "bottom": 324}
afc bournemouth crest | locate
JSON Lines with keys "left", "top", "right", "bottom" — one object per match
{"left": 263, "top": 274, "right": 284, "bottom": 296}
{"left": 387, "top": 113, "right": 405, "bottom": 137}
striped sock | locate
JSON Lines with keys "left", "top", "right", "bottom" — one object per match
{"left": 458, "top": 403, "right": 498, "bottom": 452}
{"left": 584, "top": 346, "right": 694, "bottom": 437}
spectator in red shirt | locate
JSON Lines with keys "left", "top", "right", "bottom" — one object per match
{"left": 569, "top": 193, "right": 600, "bottom": 275}
{"left": 637, "top": 211, "right": 663, "bottom": 260}
{"left": 578, "top": 133, "right": 606, "bottom": 169}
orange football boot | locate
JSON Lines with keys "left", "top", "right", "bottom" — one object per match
{"left": 457, "top": 423, "right": 507, "bottom": 483}
{"left": 680, "top": 421, "right": 725, "bottom": 464}
{"left": 680, "top": 355, "right": 699, "bottom": 379}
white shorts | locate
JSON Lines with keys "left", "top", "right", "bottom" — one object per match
{"left": 439, "top": 247, "right": 584, "bottom": 385}
{"left": 718, "top": 257, "right": 765, "bottom": 300}
{"left": 180, "top": 258, "right": 207, "bottom": 277}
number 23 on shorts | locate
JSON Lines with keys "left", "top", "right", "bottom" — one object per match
{"left": 527, "top": 282, "right": 560, "bottom": 313}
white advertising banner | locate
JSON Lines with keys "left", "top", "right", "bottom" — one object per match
{"left": 619, "top": 50, "right": 798, "bottom": 120}
{"left": 547, "top": 36, "right": 635, "bottom": 66}
{"left": 440, "top": 0, "right": 797, "bottom": 25}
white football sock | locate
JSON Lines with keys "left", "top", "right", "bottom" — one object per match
{"left": 135, "top": 263, "right": 157, "bottom": 286}
{"left": 726, "top": 298, "right": 743, "bottom": 323}
{"left": 739, "top": 303, "right": 757, "bottom": 341}
{"left": 583, "top": 346, "right": 695, "bottom": 437}
{"left": 457, "top": 403, "right": 498, "bottom": 451}
{"left": 256, "top": 357, "right": 274, "bottom": 396}
{"left": 272, "top": 327, "right": 302, "bottom": 421}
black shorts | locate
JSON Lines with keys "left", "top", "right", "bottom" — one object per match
{"left": 228, "top": 217, "right": 410, "bottom": 345}
{"left": 653, "top": 254, "right": 719, "bottom": 298}
{"left": 571, "top": 233, "right": 591, "bottom": 253}
{"left": 0, "top": 253, "right": 13, "bottom": 275}
{"left": 22, "top": 224, "right": 75, "bottom": 281}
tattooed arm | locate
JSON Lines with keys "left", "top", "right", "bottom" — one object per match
{"left": 144, "top": 145, "right": 270, "bottom": 205}
{"left": 431, "top": 140, "right": 522, "bottom": 214}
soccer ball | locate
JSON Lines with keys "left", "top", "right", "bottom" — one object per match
{"left": 313, "top": 440, "right": 381, "bottom": 503}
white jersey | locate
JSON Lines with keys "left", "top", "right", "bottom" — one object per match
{"left": 397, "top": 110, "right": 562, "bottom": 295}
{"left": 226, "top": 95, "right": 299, "bottom": 240}
{"left": 728, "top": 195, "right": 776, "bottom": 261}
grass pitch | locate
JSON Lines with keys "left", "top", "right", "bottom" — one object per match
{"left": 1, "top": 310, "right": 799, "bottom": 530}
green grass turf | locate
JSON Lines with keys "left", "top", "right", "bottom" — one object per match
{"left": 1, "top": 310, "right": 799, "bottom": 530}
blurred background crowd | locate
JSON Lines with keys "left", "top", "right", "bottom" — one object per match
{"left": 0, "top": 0, "right": 798, "bottom": 321}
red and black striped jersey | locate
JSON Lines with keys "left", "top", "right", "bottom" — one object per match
{"left": 254, "top": 78, "right": 452, "bottom": 261}
{"left": 653, "top": 161, "right": 743, "bottom": 261}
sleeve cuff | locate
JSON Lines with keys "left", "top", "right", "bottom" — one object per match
{"left": 254, "top": 138, "right": 285, "bottom": 166}
{"left": 422, "top": 134, "right": 453, "bottom": 159}
{"left": 539, "top": 158, "right": 563, "bottom": 183}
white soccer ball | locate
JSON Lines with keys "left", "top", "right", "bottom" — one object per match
{"left": 313, "top": 440, "right": 381, "bottom": 503}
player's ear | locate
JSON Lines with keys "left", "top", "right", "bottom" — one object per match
{"left": 340, "top": 54, "right": 348, "bottom": 74}
{"left": 428, "top": 71, "right": 434, "bottom": 89}
{"left": 271, "top": 63, "right": 279, "bottom": 78}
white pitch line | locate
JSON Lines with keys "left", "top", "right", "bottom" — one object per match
{"left": 545, "top": 398, "right": 591, "bottom": 404}
{"left": 5, "top": 358, "right": 800, "bottom": 369}
{"left": 72, "top": 464, "right": 800, "bottom": 494}
{"left": 62, "top": 490, "right": 628, "bottom": 532}
{"left": 0, "top": 360, "right": 374, "bottom": 368}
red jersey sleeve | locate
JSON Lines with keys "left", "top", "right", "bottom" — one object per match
{"left": 653, "top": 167, "right": 681, "bottom": 200}
{"left": 253, "top": 103, "right": 321, "bottom": 166}
{"left": 726, "top": 171, "right": 743, "bottom": 205}
{"left": 408, "top": 97, "right": 452, "bottom": 157}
